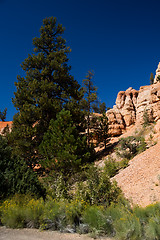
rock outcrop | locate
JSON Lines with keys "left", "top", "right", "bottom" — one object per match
{"left": 154, "top": 62, "right": 160, "bottom": 83}
{"left": 107, "top": 81, "right": 160, "bottom": 136}
{"left": 0, "top": 121, "right": 12, "bottom": 134}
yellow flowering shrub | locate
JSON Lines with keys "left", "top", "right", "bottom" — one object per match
{"left": 0, "top": 194, "right": 44, "bottom": 228}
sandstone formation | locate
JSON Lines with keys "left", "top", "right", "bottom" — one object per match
{"left": 106, "top": 82, "right": 160, "bottom": 136}
{"left": 154, "top": 62, "right": 160, "bottom": 83}
{"left": 0, "top": 121, "right": 12, "bottom": 134}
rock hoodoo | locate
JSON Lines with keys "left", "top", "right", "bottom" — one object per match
{"left": 154, "top": 62, "right": 160, "bottom": 83}
{"left": 107, "top": 74, "right": 160, "bottom": 136}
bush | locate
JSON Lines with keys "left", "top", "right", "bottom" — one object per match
{"left": 41, "top": 199, "right": 66, "bottom": 230}
{"left": 134, "top": 203, "right": 160, "bottom": 239}
{"left": 103, "top": 156, "right": 119, "bottom": 177}
{"left": 75, "top": 165, "right": 121, "bottom": 206}
{"left": 116, "top": 136, "right": 146, "bottom": 160}
{"left": 0, "top": 194, "right": 90, "bottom": 231}
{"left": 83, "top": 205, "right": 114, "bottom": 237}
{"left": 25, "top": 198, "right": 44, "bottom": 228}
{"left": 3, "top": 194, "right": 160, "bottom": 239}
{"left": 118, "top": 158, "right": 129, "bottom": 169}
{"left": 64, "top": 199, "right": 88, "bottom": 226}
{"left": 105, "top": 203, "right": 142, "bottom": 240}
{"left": 143, "top": 109, "right": 154, "bottom": 127}
{"left": 145, "top": 217, "right": 160, "bottom": 239}
{"left": 41, "top": 173, "right": 70, "bottom": 200}
{"left": 42, "top": 198, "right": 88, "bottom": 230}
{"left": 0, "top": 194, "right": 44, "bottom": 228}
{"left": 113, "top": 213, "right": 142, "bottom": 240}
{"left": 0, "top": 135, "right": 45, "bottom": 200}
{"left": 103, "top": 156, "right": 129, "bottom": 178}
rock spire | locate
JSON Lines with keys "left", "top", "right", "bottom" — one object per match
{"left": 154, "top": 62, "right": 160, "bottom": 83}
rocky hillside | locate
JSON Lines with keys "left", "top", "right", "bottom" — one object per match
{"left": 113, "top": 140, "right": 160, "bottom": 207}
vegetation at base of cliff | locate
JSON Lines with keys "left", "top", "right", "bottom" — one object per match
{"left": 102, "top": 135, "right": 147, "bottom": 179}
{"left": 1, "top": 194, "right": 160, "bottom": 239}
{"left": 116, "top": 136, "right": 146, "bottom": 160}
{"left": 103, "top": 156, "right": 129, "bottom": 178}
{"left": 0, "top": 135, "right": 45, "bottom": 200}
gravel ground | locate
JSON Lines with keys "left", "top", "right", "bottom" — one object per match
{"left": 0, "top": 227, "right": 112, "bottom": 240}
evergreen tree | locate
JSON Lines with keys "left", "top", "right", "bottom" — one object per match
{"left": 81, "top": 71, "right": 98, "bottom": 144}
{"left": 11, "top": 17, "right": 81, "bottom": 167}
{"left": 150, "top": 72, "right": 154, "bottom": 85}
{"left": 96, "top": 113, "right": 108, "bottom": 149}
{"left": 95, "top": 102, "right": 108, "bottom": 149}
{"left": 39, "top": 109, "right": 93, "bottom": 176}
{"left": 0, "top": 108, "right": 7, "bottom": 121}
{"left": 99, "top": 102, "right": 106, "bottom": 114}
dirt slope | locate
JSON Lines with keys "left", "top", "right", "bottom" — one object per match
{"left": 113, "top": 141, "right": 160, "bottom": 207}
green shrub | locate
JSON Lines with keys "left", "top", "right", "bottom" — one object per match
{"left": 113, "top": 213, "right": 142, "bottom": 240}
{"left": 145, "top": 216, "right": 160, "bottom": 239}
{"left": 105, "top": 203, "right": 142, "bottom": 240}
{"left": 0, "top": 194, "right": 44, "bottom": 229}
{"left": 4, "top": 194, "right": 160, "bottom": 239}
{"left": 41, "top": 197, "right": 89, "bottom": 231}
{"left": 64, "top": 199, "right": 88, "bottom": 226}
{"left": 133, "top": 206, "right": 148, "bottom": 227}
{"left": 103, "top": 157, "right": 129, "bottom": 178}
{"left": 75, "top": 165, "right": 121, "bottom": 206}
{"left": 118, "top": 158, "right": 129, "bottom": 169}
{"left": 116, "top": 136, "right": 146, "bottom": 160}
{"left": 83, "top": 205, "right": 114, "bottom": 237}
{"left": 41, "top": 199, "right": 66, "bottom": 230}
{"left": 25, "top": 198, "right": 44, "bottom": 228}
{"left": 0, "top": 203, "right": 25, "bottom": 228}
{"left": 104, "top": 156, "right": 119, "bottom": 177}
{"left": 0, "top": 135, "right": 45, "bottom": 200}
{"left": 41, "top": 173, "right": 70, "bottom": 200}
{"left": 143, "top": 109, "right": 151, "bottom": 128}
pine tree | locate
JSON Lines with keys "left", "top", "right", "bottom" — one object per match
{"left": 0, "top": 108, "right": 7, "bottom": 121}
{"left": 39, "top": 109, "right": 93, "bottom": 176}
{"left": 11, "top": 17, "right": 81, "bottom": 167}
{"left": 81, "top": 71, "right": 98, "bottom": 145}
{"left": 99, "top": 102, "right": 106, "bottom": 114}
{"left": 96, "top": 113, "right": 108, "bottom": 149}
{"left": 150, "top": 72, "right": 154, "bottom": 85}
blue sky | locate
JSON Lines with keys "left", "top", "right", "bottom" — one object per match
{"left": 1, "top": 0, "right": 160, "bottom": 120}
